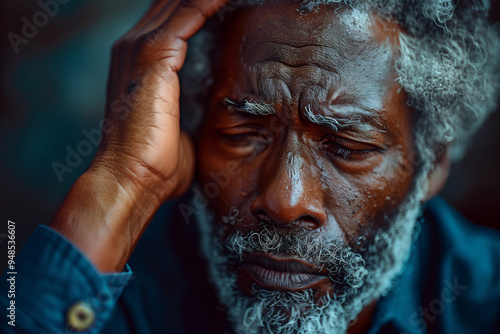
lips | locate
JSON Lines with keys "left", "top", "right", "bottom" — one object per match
{"left": 239, "top": 253, "right": 330, "bottom": 291}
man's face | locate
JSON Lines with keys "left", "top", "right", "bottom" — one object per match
{"left": 195, "top": 1, "right": 419, "bottom": 332}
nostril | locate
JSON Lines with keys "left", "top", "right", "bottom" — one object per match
{"left": 255, "top": 212, "right": 273, "bottom": 225}
{"left": 297, "top": 215, "right": 322, "bottom": 228}
{"left": 254, "top": 211, "right": 322, "bottom": 229}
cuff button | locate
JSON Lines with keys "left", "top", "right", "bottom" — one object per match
{"left": 66, "top": 301, "right": 95, "bottom": 331}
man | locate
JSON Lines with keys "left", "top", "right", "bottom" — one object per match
{"left": 2, "top": 0, "right": 499, "bottom": 333}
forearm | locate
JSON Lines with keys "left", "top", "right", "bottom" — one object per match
{"left": 51, "top": 165, "right": 160, "bottom": 272}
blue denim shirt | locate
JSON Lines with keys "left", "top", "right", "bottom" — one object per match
{"left": 1, "top": 197, "right": 499, "bottom": 333}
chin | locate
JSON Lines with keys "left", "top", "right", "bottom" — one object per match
{"left": 194, "top": 187, "right": 423, "bottom": 334}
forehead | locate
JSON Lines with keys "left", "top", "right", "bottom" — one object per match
{"left": 215, "top": 2, "right": 402, "bottom": 110}
{"left": 239, "top": 2, "right": 383, "bottom": 52}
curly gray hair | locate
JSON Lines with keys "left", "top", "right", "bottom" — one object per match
{"left": 179, "top": 0, "right": 500, "bottom": 176}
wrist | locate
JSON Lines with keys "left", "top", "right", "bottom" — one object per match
{"left": 52, "top": 164, "right": 161, "bottom": 272}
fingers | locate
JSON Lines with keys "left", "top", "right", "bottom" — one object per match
{"left": 156, "top": 0, "right": 230, "bottom": 39}
{"left": 123, "top": 0, "right": 182, "bottom": 40}
{"left": 124, "top": 0, "right": 229, "bottom": 42}
{"left": 137, "top": 0, "right": 230, "bottom": 71}
{"left": 171, "top": 130, "right": 196, "bottom": 198}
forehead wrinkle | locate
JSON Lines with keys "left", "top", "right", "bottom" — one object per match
{"left": 253, "top": 61, "right": 336, "bottom": 105}
{"left": 245, "top": 42, "right": 393, "bottom": 112}
{"left": 246, "top": 41, "right": 345, "bottom": 75}
{"left": 248, "top": 64, "right": 292, "bottom": 101}
{"left": 229, "top": 7, "right": 400, "bottom": 131}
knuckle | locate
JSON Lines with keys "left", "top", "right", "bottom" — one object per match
{"left": 138, "top": 28, "right": 164, "bottom": 51}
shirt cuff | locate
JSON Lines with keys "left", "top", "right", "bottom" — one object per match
{"left": 0, "top": 225, "right": 134, "bottom": 334}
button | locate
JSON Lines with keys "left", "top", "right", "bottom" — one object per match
{"left": 66, "top": 301, "right": 95, "bottom": 331}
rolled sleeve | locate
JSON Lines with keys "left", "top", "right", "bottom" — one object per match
{"left": 0, "top": 225, "right": 133, "bottom": 334}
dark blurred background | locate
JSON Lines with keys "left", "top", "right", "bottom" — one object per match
{"left": 0, "top": 0, "right": 499, "bottom": 262}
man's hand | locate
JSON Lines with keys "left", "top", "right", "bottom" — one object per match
{"left": 52, "top": 0, "right": 229, "bottom": 272}
{"left": 100, "top": 0, "right": 230, "bottom": 205}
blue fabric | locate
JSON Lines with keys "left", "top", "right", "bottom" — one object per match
{"left": 0, "top": 226, "right": 133, "bottom": 334}
{"left": 369, "top": 197, "right": 500, "bottom": 334}
{"left": 2, "top": 197, "right": 499, "bottom": 333}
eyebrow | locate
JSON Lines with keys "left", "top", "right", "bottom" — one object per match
{"left": 222, "top": 99, "right": 387, "bottom": 134}
{"left": 224, "top": 98, "right": 275, "bottom": 116}
{"left": 304, "top": 105, "right": 387, "bottom": 133}
{"left": 304, "top": 105, "right": 356, "bottom": 131}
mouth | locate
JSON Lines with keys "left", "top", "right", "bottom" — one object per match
{"left": 239, "top": 252, "right": 330, "bottom": 291}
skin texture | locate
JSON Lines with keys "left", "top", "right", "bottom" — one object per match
{"left": 198, "top": 4, "right": 414, "bottom": 257}
{"left": 197, "top": 3, "right": 417, "bottom": 330}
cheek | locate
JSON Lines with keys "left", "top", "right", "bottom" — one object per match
{"left": 196, "top": 142, "right": 262, "bottom": 220}
{"left": 321, "top": 149, "right": 414, "bottom": 242}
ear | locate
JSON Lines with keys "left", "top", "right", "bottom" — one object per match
{"left": 424, "top": 145, "right": 451, "bottom": 201}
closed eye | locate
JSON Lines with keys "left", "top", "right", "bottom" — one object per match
{"left": 221, "top": 132, "right": 260, "bottom": 146}
{"left": 322, "top": 136, "right": 381, "bottom": 161}
{"left": 217, "top": 127, "right": 272, "bottom": 148}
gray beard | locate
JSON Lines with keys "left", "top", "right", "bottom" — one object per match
{"left": 195, "top": 187, "right": 424, "bottom": 334}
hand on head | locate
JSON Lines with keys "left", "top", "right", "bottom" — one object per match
{"left": 51, "top": 0, "right": 230, "bottom": 272}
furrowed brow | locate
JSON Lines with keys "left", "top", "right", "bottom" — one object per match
{"left": 224, "top": 98, "right": 275, "bottom": 116}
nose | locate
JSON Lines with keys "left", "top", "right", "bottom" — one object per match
{"left": 250, "top": 150, "right": 326, "bottom": 228}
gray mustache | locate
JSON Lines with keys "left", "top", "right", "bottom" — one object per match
{"left": 222, "top": 225, "right": 368, "bottom": 289}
